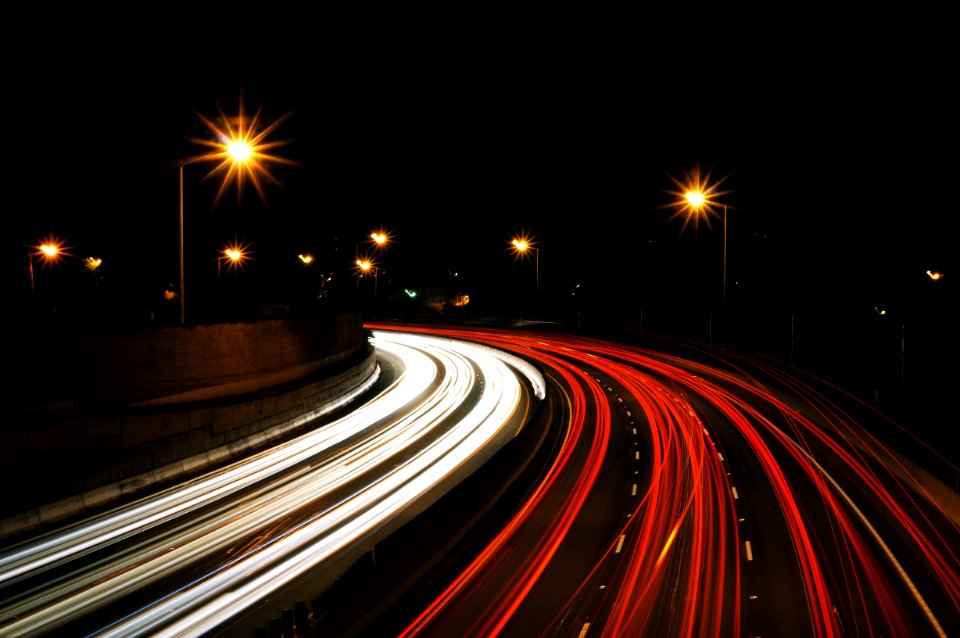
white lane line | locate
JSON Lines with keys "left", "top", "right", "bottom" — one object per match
{"left": 745, "top": 540, "right": 753, "bottom": 561}
{"left": 732, "top": 487, "right": 739, "bottom": 500}
{"left": 626, "top": 410, "right": 631, "bottom": 417}
{"left": 631, "top": 484, "right": 637, "bottom": 496}
{"left": 578, "top": 622, "right": 591, "bottom": 638}
{"left": 717, "top": 452, "right": 724, "bottom": 462}
{"left": 632, "top": 427, "right": 637, "bottom": 435}
{"left": 615, "top": 534, "right": 626, "bottom": 554}
{"left": 635, "top": 451, "right": 640, "bottom": 460}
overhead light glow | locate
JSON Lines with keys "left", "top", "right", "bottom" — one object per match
{"left": 664, "top": 163, "right": 731, "bottom": 233}
{"left": 187, "top": 99, "right": 297, "bottom": 205}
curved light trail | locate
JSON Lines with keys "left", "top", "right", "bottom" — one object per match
{"left": 3, "top": 325, "right": 957, "bottom": 637}
{"left": 372, "top": 325, "right": 959, "bottom": 638}
{"left": 0, "top": 331, "right": 543, "bottom": 637}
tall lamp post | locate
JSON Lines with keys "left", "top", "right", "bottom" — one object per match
{"left": 683, "top": 192, "right": 729, "bottom": 311}
{"left": 176, "top": 142, "right": 253, "bottom": 324}
{"left": 28, "top": 239, "right": 64, "bottom": 311}
{"left": 178, "top": 100, "right": 291, "bottom": 324}
{"left": 370, "top": 230, "right": 390, "bottom": 304}
{"left": 356, "top": 258, "right": 376, "bottom": 304}
{"left": 511, "top": 236, "right": 539, "bottom": 292}
{"left": 510, "top": 234, "right": 540, "bottom": 324}
{"left": 668, "top": 164, "right": 731, "bottom": 341}
{"left": 362, "top": 230, "right": 390, "bottom": 309}
{"left": 178, "top": 161, "right": 186, "bottom": 324}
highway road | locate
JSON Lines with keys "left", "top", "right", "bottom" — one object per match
{"left": 2, "top": 326, "right": 958, "bottom": 637}
{"left": 367, "top": 325, "right": 960, "bottom": 638}
{"left": 0, "top": 331, "right": 543, "bottom": 636}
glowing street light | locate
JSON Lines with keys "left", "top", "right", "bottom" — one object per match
{"left": 684, "top": 190, "right": 706, "bottom": 209}
{"left": 510, "top": 234, "right": 539, "bottom": 292}
{"left": 665, "top": 163, "right": 729, "bottom": 234}
{"left": 227, "top": 140, "right": 253, "bottom": 162}
{"left": 189, "top": 101, "right": 296, "bottom": 204}
{"left": 176, "top": 100, "right": 294, "bottom": 324}
{"left": 353, "top": 231, "right": 391, "bottom": 309}
{"left": 355, "top": 256, "right": 381, "bottom": 305}
{"left": 926, "top": 269, "right": 943, "bottom": 281}
{"left": 84, "top": 257, "right": 103, "bottom": 272}
{"left": 666, "top": 164, "right": 732, "bottom": 340}
{"left": 28, "top": 236, "right": 67, "bottom": 310}
{"left": 370, "top": 231, "right": 389, "bottom": 247}
{"left": 218, "top": 243, "right": 248, "bottom": 278}
{"left": 298, "top": 253, "right": 314, "bottom": 265}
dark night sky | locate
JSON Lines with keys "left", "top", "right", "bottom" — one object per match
{"left": 6, "top": 25, "right": 953, "bottom": 335}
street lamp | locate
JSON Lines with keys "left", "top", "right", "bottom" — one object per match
{"left": 356, "top": 257, "right": 378, "bottom": 304}
{"left": 218, "top": 243, "right": 248, "bottom": 278}
{"left": 298, "top": 253, "right": 314, "bottom": 265}
{"left": 666, "top": 164, "right": 732, "bottom": 339}
{"left": 178, "top": 101, "right": 293, "bottom": 324}
{"left": 176, "top": 144, "right": 255, "bottom": 323}
{"left": 28, "top": 237, "right": 66, "bottom": 310}
{"left": 364, "top": 230, "right": 391, "bottom": 308}
{"left": 510, "top": 235, "right": 539, "bottom": 292}
{"left": 370, "top": 231, "right": 389, "bottom": 248}
{"left": 681, "top": 191, "right": 730, "bottom": 309}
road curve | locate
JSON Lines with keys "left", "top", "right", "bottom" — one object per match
{"left": 369, "top": 325, "right": 960, "bottom": 638}
{"left": 4, "top": 325, "right": 958, "bottom": 637}
{"left": 0, "top": 331, "right": 542, "bottom": 637}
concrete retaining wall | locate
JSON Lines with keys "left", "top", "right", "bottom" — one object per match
{"left": 3, "top": 313, "right": 374, "bottom": 529}
{"left": 15, "top": 313, "right": 365, "bottom": 408}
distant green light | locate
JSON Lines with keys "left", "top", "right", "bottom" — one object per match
{"left": 404, "top": 289, "right": 418, "bottom": 298}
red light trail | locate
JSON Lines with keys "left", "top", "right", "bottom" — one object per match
{"left": 375, "top": 324, "right": 959, "bottom": 638}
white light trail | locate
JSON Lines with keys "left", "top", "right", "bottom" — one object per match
{"left": 0, "top": 331, "right": 540, "bottom": 637}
